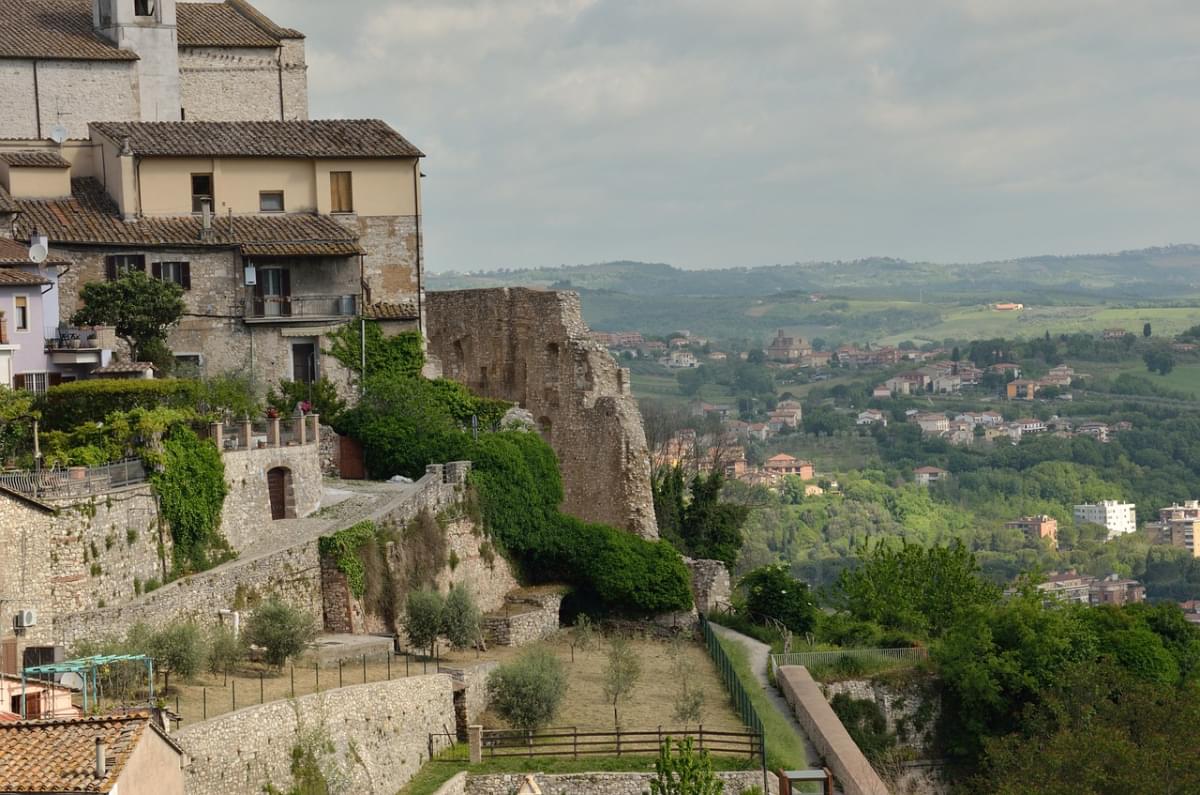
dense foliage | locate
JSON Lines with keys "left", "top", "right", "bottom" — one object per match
{"left": 0, "top": 387, "right": 36, "bottom": 465}
{"left": 267, "top": 378, "right": 347, "bottom": 425}
{"left": 340, "top": 375, "right": 693, "bottom": 615}
{"left": 71, "top": 270, "right": 185, "bottom": 361}
{"left": 739, "top": 564, "right": 817, "bottom": 634}
{"left": 37, "top": 379, "right": 203, "bottom": 431}
{"left": 150, "top": 425, "right": 230, "bottom": 574}
{"left": 317, "top": 521, "right": 378, "bottom": 599}
{"left": 326, "top": 322, "right": 425, "bottom": 383}
{"left": 649, "top": 737, "right": 723, "bottom": 795}
{"left": 405, "top": 589, "right": 444, "bottom": 657}
{"left": 243, "top": 599, "right": 318, "bottom": 668}
{"left": 653, "top": 467, "right": 749, "bottom": 569}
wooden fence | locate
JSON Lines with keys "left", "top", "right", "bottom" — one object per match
{"left": 478, "top": 726, "right": 763, "bottom": 760}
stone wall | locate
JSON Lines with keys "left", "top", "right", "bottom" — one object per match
{"left": 179, "top": 41, "right": 308, "bottom": 123}
{"left": 481, "top": 590, "right": 562, "bottom": 647}
{"left": 0, "top": 59, "right": 139, "bottom": 139}
{"left": 462, "top": 771, "right": 773, "bottom": 795}
{"left": 823, "top": 676, "right": 941, "bottom": 760}
{"left": 426, "top": 288, "right": 656, "bottom": 538}
{"left": 54, "top": 537, "right": 321, "bottom": 648}
{"left": 176, "top": 674, "right": 456, "bottom": 795}
{"left": 218, "top": 441, "right": 323, "bottom": 552}
{"left": 353, "top": 215, "right": 421, "bottom": 320}
{"left": 0, "top": 484, "right": 168, "bottom": 653}
{"left": 686, "top": 558, "right": 732, "bottom": 615}
{"left": 776, "top": 666, "right": 890, "bottom": 795}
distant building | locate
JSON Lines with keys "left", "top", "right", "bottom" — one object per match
{"left": 1090, "top": 574, "right": 1146, "bottom": 606}
{"left": 765, "top": 329, "right": 812, "bottom": 362}
{"left": 1074, "top": 501, "right": 1137, "bottom": 540}
{"left": 856, "top": 409, "right": 888, "bottom": 426}
{"left": 1102, "top": 328, "right": 1128, "bottom": 340}
{"left": 913, "top": 466, "right": 948, "bottom": 486}
{"left": 1143, "top": 501, "right": 1200, "bottom": 557}
{"left": 1006, "top": 515, "right": 1059, "bottom": 548}
{"left": 993, "top": 302, "right": 1024, "bottom": 311}
{"left": 666, "top": 350, "right": 699, "bottom": 368}
{"left": 763, "top": 454, "right": 814, "bottom": 480}
{"left": 990, "top": 363, "right": 1023, "bottom": 378}
{"left": 1037, "top": 570, "right": 1093, "bottom": 605}
{"left": 1007, "top": 379, "right": 1041, "bottom": 400}
{"left": 913, "top": 413, "right": 949, "bottom": 435}
{"left": 872, "top": 385, "right": 892, "bottom": 399}
{"left": 1077, "top": 421, "right": 1111, "bottom": 443}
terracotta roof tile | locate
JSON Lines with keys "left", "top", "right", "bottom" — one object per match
{"left": 93, "top": 361, "right": 156, "bottom": 374}
{"left": 11, "top": 178, "right": 360, "bottom": 252}
{"left": 0, "top": 184, "right": 15, "bottom": 213}
{"left": 0, "top": 1, "right": 139, "bottom": 61}
{"left": 0, "top": 269, "right": 51, "bottom": 286}
{"left": 90, "top": 120, "right": 423, "bottom": 159}
{"left": 177, "top": 1, "right": 284, "bottom": 48}
{"left": 363, "top": 300, "right": 419, "bottom": 320}
{"left": 0, "top": 712, "right": 154, "bottom": 793}
{"left": 0, "top": 151, "right": 71, "bottom": 168}
{"left": 242, "top": 241, "right": 363, "bottom": 257}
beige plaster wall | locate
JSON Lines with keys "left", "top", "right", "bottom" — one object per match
{"left": 118, "top": 727, "right": 185, "bottom": 795}
{"left": 2, "top": 166, "right": 71, "bottom": 199}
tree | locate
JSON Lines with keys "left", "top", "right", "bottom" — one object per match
{"left": 71, "top": 270, "right": 184, "bottom": 361}
{"left": 0, "top": 387, "right": 35, "bottom": 465}
{"left": 1144, "top": 322, "right": 1152, "bottom": 338}
{"left": 602, "top": 634, "right": 642, "bottom": 730}
{"left": 405, "top": 588, "right": 445, "bottom": 658}
{"left": 244, "top": 599, "right": 317, "bottom": 668}
{"left": 206, "top": 624, "right": 245, "bottom": 675}
{"left": 486, "top": 646, "right": 567, "bottom": 732}
{"left": 740, "top": 564, "right": 817, "bottom": 634}
{"left": 1144, "top": 349, "right": 1176, "bottom": 376}
{"left": 568, "top": 614, "right": 595, "bottom": 663}
{"left": 145, "top": 621, "right": 204, "bottom": 692}
{"left": 441, "top": 583, "right": 481, "bottom": 650}
{"left": 681, "top": 471, "right": 749, "bottom": 568}
{"left": 649, "top": 737, "right": 722, "bottom": 795}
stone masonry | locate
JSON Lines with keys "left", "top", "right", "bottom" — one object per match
{"left": 218, "top": 441, "right": 323, "bottom": 551}
{"left": 426, "top": 288, "right": 657, "bottom": 538}
{"left": 481, "top": 589, "right": 563, "bottom": 647}
{"left": 175, "top": 674, "right": 456, "bottom": 795}
{"left": 456, "top": 772, "right": 774, "bottom": 795}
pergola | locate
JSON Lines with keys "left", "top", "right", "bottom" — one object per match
{"left": 21, "top": 654, "right": 154, "bottom": 718}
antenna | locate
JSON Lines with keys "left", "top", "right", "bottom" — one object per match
{"left": 48, "top": 124, "right": 68, "bottom": 145}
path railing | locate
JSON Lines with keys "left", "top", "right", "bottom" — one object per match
{"left": 769, "top": 646, "right": 929, "bottom": 676}
{"left": 0, "top": 458, "right": 146, "bottom": 500}
{"left": 477, "top": 726, "right": 762, "bottom": 760}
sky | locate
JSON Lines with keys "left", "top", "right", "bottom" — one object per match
{"left": 254, "top": 0, "right": 1200, "bottom": 272}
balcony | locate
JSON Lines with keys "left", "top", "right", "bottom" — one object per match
{"left": 45, "top": 328, "right": 104, "bottom": 365}
{"left": 244, "top": 294, "right": 358, "bottom": 323}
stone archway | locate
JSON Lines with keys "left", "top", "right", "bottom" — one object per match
{"left": 267, "top": 466, "right": 295, "bottom": 520}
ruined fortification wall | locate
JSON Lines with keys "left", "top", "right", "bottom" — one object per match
{"left": 426, "top": 288, "right": 657, "bottom": 538}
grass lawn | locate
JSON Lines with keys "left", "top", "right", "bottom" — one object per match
{"left": 713, "top": 634, "right": 810, "bottom": 772}
{"left": 399, "top": 744, "right": 761, "bottom": 795}
{"left": 1080, "top": 359, "right": 1200, "bottom": 399}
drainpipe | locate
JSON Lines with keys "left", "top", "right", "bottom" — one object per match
{"left": 276, "top": 46, "right": 286, "bottom": 120}
{"left": 412, "top": 161, "right": 423, "bottom": 337}
{"left": 32, "top": 61, "right": 42, "bottom": 139}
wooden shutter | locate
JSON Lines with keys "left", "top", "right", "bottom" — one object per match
{"left": 151, "top": 262, "right": 162, "bottom": 280}
{"left": 331, "top": 172, "right": 353, "bottom": 213}
{"left": 105, "top": 257, "right": 117, "bottom": 281}
{"left": 180, "top": 262, "right": 191, "bottom": 290}
{"left": 280, "top": 269, "right": 292, "bottom": 317}
{"left": 253, "top": 272, "right": 265, "bottom": 317}
{"left": 12, "top": 374, "right": 25, "bottom": 390}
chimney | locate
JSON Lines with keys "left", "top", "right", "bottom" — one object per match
{"left": 95, "top": 736, "right": 107, "bottom": 779}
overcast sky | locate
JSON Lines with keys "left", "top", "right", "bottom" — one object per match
{"left": 254, "top": 0, "right": 1200, "bottom": 272}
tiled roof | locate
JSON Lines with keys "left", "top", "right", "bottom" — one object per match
{"left": 0, "top": 269, "right": 51, "bottom": 286}
{"left": 363, "top": 300, "right": 420, "bottom": 320}
{"left": 90, "top": 120, "right": 424, "bottom": 159}
{"left": 93, "top": 361, "right": 156, "bottom": 374}
{"left": 241, "top": 241, "right": 363, "bottom": 257}
{"left": 0, "top": 151, "right": 71, "bottom": 168}
{"left": 0, "top": 184, "right": 15, "bottom": 214}
{"left": 0, "top": 712, "right": 156, "bottom": 793}
{"left": 11, "top": 178, "right": 361, "bottom": 253}
{"left": 177, "top": 0, "right": 299, "bottom": 48}
{"left": 0, "top": 0, "right": 139, "bottom": 61}
{"left": 0, "top": 237, "right": 70, "bottom": 266}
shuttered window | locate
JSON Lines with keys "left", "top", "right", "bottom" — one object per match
{"left": 330, "top": 172, "right": 354, "bottom": 213}
{"left": 152, "top": 261, "right": 191, "bottom": 290}
{"left": 105, "top": 254, "right": 146, "bottom": 281}
{"left": 13, "top": 296, "right": 28, "bottom": 331}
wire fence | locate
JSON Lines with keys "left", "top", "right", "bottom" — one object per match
{"left": 0, "top": 458, "right": 146, "bottom": 499}
{"left": 698, "top": 614, "right": 769, "bottom": 795}
{"left": 769, "top": 647, "right": 929, "bottom": 675}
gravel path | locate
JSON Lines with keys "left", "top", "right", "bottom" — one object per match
{"left": 709, "top": 623, "right": 820, "bottom": 767}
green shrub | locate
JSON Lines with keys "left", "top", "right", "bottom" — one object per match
{"left": 327, "top": 322, "right": 426, "bottom": 382}
{"left": 740, "top": 564, "right": 817, "bottom": 634}
{"left": 830, "top": 693, "right": 896, "bottom": 762}
{"left": 487, "top": 646, "right": 567, "bottom": 732}
{"left": 649, "top": 736, "right": 722, "bottom": 795}
{"left": 150, "top": 425, "right": 229, "bottom": 575}
{"left": 405, "top": 589, "right": 445, "bottom": 657}
{"left": 206, "top": 624, "right": 245, "bottom": 675}
{"left": 267, "top": 378, "right": 347, "bottom": 425}
{"left": 317, "top": 521, "right": 377, "bottom": 599}
{"left": 441, "top": 583, "right": 481, "bottom": 650}
{"left": 36, "top": 379, "right": 203, "bottom": 431}
{"left": 244, "top": 599, "right": 317, "bottom": 668}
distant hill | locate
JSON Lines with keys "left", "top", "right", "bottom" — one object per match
{"left": 427, "top": 247, "right": 1200, "bottom": 343}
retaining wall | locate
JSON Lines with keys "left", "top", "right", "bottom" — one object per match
{"left": 218, "top": 442, "right": 323, "bottom": 552}
{"left": 776, "top": 666, "right": 890, "bottom": 795}
{"left": 175, "top": 674, "right": 456, "bottom": 795}
{"left": 462, "top": 771, "right": 772, "bottom": 794}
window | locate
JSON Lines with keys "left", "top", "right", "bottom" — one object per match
{"left": 253, "top": 267, "right": 291, "bottom": 317}
{"left": 98, "top": 0, "right": 113, "bottom": 27}
{"left": 330, "top": 171, "right": 353, "bottom": 213}
{"left": 152, "top": 261, "right": 191, "bottom": 290}
{"left": 292, "top": 342, "right": 317, "bottom": 384}
{"left": 135, "top": 0, "right": 156, "bottom": 18}
{"left": 105, "top": 254, "right": 145, "bottom": 281}
{"left": 13, "top": 296, "right": 28, "bottom": 331}
{"left": 191, "top": 173, "right": 214, "bottom": 214}
{"left": 259, "top": 191, "right": 285, "bottom": 213}
{"left": 13, "top": 373, "right": 54, "bottom": 394}
{"left": 174, "top": 354, "right": 202, "bottom": 378}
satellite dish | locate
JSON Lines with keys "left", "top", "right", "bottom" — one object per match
{"left": 49, "top": 125, "right": 68, "bottom": 145}
{"left": 28, "top": 244, "right": 48, "bottom": 265}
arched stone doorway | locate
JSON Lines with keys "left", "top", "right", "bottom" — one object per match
{"left": 267, "top": 467, "right": 295, "bottom": 520}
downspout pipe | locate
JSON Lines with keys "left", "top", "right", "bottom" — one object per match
{"left": 412, "top": 160, "right": 424, "bottom": 337}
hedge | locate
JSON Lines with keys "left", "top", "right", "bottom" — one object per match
{"left": 37, "top": 379, "right": 203, "bottom": 431}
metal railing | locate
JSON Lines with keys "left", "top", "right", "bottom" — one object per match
{"left": 699, "top": 615, "right": 770, "bottom": 793}
{"left": 479, "top": 726, "right": 762, "bottom": 760}
{"left": 0, "top": 458, "right": 147, "bottom": 499}
{"left": 245, "top": 294, "right": 357, "bottom": 320}
{"left": 769, "top": 646, "right": 929, "bottom": 676}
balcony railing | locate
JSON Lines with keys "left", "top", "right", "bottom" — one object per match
{"left": 245, "top": 294, "right": 358, "bottom": 321}
{"left": 0, "top": 459, "right": 147, "bottom": 500}
{"left": 44, "top": 327, "right": 102, "bottom": 351}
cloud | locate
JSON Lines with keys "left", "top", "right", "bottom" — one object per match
{"left": 251, "top": 0, "right": 1200, "bottom": 269}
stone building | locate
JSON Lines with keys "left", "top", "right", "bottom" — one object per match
{"left": 0, "top": 0, "right": 308, "bottom": 140}
{"left": 0, "top": 118, "right": 423, "bottom": 390}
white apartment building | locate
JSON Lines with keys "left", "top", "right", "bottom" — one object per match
{"left": 1074, "top": 501, "right": 1137, "bottom": 540}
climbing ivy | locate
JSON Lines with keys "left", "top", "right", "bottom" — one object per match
{"left": 148, "top": 426, "right": 230, "bottom": 575}
{"left": 317, "top": 521, "right": 378, "bottom": 599}
{"left": 326, "top": 321, "right": 425, "bottom": 382}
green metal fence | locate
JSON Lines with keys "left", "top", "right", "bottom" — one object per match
{"left": 698, "top": 616, "right": 765, "bottom": 744}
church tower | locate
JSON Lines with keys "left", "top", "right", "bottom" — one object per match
{"left": 93, "top": 0, "right": 182, "bottom": 122}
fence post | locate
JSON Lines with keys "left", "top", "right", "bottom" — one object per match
{"left": 315, "top": 661, "right": 319, "bottom": 691}
{"left": 260, "top": 672, "right": 264, "bottom": 704}
{"left": 290, "top": 665, "right": 295, "bottom": 699}
{"left": 362, "top": 654, "right": 367, "bottom": 683}
{"left": 468, "top": 725, "right": 483, "bottom": 764}
{"left": 387, "top": 652, "right": 391, "bottom": 680}
{"left": 699, "top": 725, "right": 704, "bottom": 752}
{"left": 338, "top": 660, "right": 343, "bottom": 688}
{"left": 232, "top": 680, "right": 236, "bottom": 712}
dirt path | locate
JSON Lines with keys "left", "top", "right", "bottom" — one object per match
{"left": 709, "top": 623, "right": 820, "bottom": 766}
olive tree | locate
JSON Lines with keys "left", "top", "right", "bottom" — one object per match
{"left": 486, "top": 646, "right": 567, "bottom": 733}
